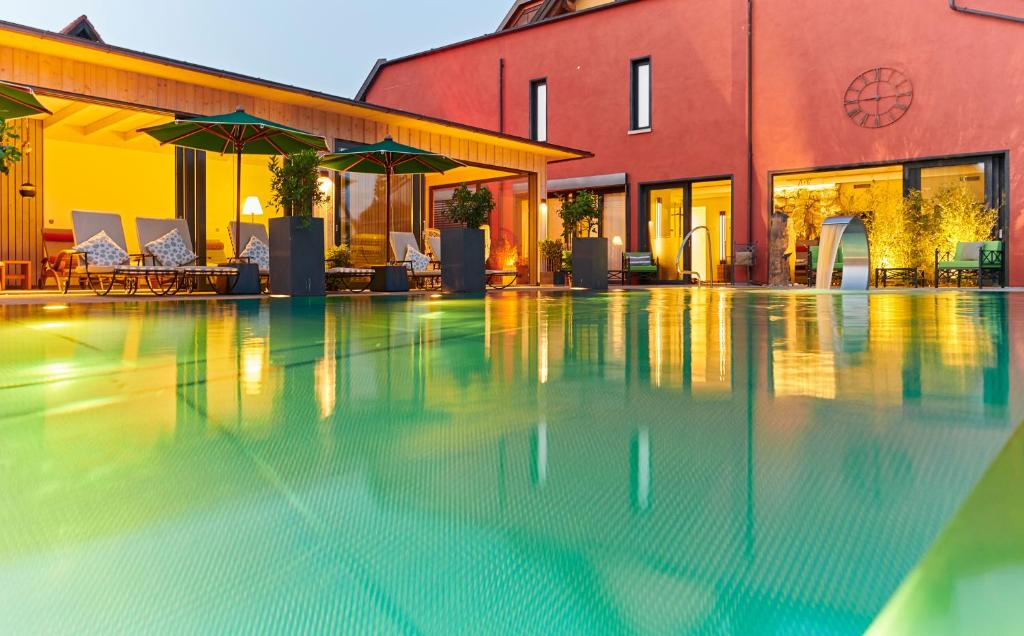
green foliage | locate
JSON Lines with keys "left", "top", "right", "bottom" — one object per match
{"left": 325, "top": 244, "right": 353, "bottom": 268}
{"left": 447, "top": 183, "right": 494, "bottom": 229}
{"left": 926, "top": 184, "right": 1000, "bottom": 258}
{"left": 558, "top": 190, "right": 600, "bottom": 240}
{"left": 774, "top": 186, "right": 839, "bottom": 242}
{"left": 268, "top": 149, "right": 326, "bottom": 217}
{"left": 0, "top": 119, "right": 22, "bottom": 176}
{"left": 539, "top": 239, "right": 563, "bottom": 269}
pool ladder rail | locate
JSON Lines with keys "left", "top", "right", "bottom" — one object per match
{"left": 674, "top": 225, "right": 715, "bottom": 287}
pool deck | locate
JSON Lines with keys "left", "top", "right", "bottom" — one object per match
{"left": 1, "top": 284, "right": 1022, "bottom": 306}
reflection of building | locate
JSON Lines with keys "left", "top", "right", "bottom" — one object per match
{"left": 0, "top": 17, "right": 586, "bottom": 283}
{"left": 359, "top": 0, "right": 1024, "bottom": 284}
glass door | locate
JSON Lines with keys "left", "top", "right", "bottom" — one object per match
{"left": 642, "top": 179, "right": 732, "bottom": 282}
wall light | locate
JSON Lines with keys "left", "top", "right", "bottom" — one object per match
{"left": 655, "top": 198, "right": 663, "bottom": 238}
{"left": 612, "top": 235, "right": 623, "bottom": 247}
{"left": 318, "top": 175, "right": 334, "bottom": 196}
{"left": 719, "top": 211, "right": 727, "bottom": 264}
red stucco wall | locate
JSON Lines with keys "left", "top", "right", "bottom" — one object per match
{"left": 365, "top": 0, "right": 1024, "bottom": 284}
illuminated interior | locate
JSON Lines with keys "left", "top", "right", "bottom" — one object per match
{"left": 647, "top": 179, "right": 732, "bottom": 282}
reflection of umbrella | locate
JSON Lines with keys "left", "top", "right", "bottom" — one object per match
{"left": 0, "top": 81, "right": 52, "bottom": 120}
{"left": 139, "top": 108, "right": 327, "bottom": 250}
{"left": 320, "top": 136, "right": 464, "bottom": 260}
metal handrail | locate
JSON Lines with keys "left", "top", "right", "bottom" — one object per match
{"left": 674, "top": 225, "right": 715, "bottom": 286}
{"left": 949, "top": 0, "right": 1024, "bottom": 24}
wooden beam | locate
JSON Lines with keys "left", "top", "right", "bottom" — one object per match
{"left": 82, "top": 110, "right": 137, "bottom": 136}
{"left": 42, "top": 102, "right": 89, "bottom": 129}
{"left": 120, "top": 116, "right": 170, "bottom": 142}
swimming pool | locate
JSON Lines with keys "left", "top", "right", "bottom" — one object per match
{"left": 1, "top": 289, "right": 1021, "bottom": 634}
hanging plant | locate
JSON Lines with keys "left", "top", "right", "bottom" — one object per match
{"left": 0, "top": 119, "right": 22, "bottom": 176}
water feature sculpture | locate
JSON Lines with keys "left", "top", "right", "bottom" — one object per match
{"left": 816, "top": 216, "right": 870, "bottom": 290}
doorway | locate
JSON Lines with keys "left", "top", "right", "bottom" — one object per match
{"left": 639, "top": 178, "right": 733, "bottom": 283}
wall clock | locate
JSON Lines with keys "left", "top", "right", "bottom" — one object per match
{"left": 844, "top": 68, "right": 913, "bottom": 129}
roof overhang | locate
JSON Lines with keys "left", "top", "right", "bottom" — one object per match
{"left": 0, "top": 19, "right": 590, "bottom": 164}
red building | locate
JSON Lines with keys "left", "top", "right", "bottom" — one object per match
{"left": 360, "top": 0, "right": 1024, "bottom": 285}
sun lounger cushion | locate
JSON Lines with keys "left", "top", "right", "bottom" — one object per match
{"left": 240, "top": 236, "right": 270, "bottom": 271}
{"left": 326, "top": 267, "right": 375, "bottom": 275}
{"left": 74, "top": 231, "right": 129, "bottom": 267}
{"left": 144, "top": 229, "right": 198, "bottom": 268}
{"left": 404, "top": 245, "right": 431, "bottom": 272}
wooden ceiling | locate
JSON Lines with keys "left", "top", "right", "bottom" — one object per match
{"left": 34, "top": 95, "right": 172, "bottom": 149}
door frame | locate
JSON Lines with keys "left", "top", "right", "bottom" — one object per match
{"left": 637, "top": 174, "right": 734, "bottom": 283}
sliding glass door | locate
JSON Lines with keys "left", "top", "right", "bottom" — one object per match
{"left": 640, "top": 179, "right": 732, "bottom": 283}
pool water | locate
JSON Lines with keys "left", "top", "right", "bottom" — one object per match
{"left": 1, "top": 289, "right": 1022, "bottom": 634}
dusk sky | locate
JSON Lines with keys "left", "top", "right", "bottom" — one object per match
{"left": 2, "top": 0, "right": 510, "bottom": 97}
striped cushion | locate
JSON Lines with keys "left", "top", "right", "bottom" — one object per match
{"left": 327, "top": 267, "right": 375, "bottom": 275}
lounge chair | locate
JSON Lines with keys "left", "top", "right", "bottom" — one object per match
{"left": 934, "top": 241, "right": 1003, "bottom": 288}
{"left": 40, "top": 227, "right": 80, "bottom": 290}
{"left": 808, "top": 245, "right": 843, "bottom": 287}
{"left": 390, "top": 231, "right": 441, "bottom": 289}
{"left": 228, "top": 221, "right": 271, "bottom": 292}
{"left": 69, "top": 210, "right": 180, "bottom": 296}
{"left": 136, "top": 217, "right": 239, "bottom": 294}
{"left": 622, "top": 252, "right": 659, "bottom": 283}
{"left": 425, "top": 232, "right": 518, "bottom": 289}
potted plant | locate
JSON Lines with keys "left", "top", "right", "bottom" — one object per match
{"left": 539, "top": 239, "right": 563, "bottom": 285}
{"left": 560, "top": 190, "right": 607, "bottom": 290}
{"left": 267, "top": 149, "right": 328, "bottom": 296}
{"left": 442, "top": 183, "right": 494, "bottom": 292}
{"left": 324, "top": 244, "right": 353, "bottom": 292}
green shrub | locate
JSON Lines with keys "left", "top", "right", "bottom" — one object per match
{"left": 268, "top": 149, "right": 327, "bottom": 217}
{"left": 447, "top": 183, "right": 494, "bottom": 229}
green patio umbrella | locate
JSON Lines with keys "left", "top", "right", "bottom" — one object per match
{"left": 0, "top": 81, "right": 52, "bottom": 120}
{"left": 139, "top": 108, "right": 328, "bottom": 250}
{"left": 320, "top": 136, "right": 465, "bottom": 260}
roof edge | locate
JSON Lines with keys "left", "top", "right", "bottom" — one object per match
{"left": 358, "top": 0, "right": 640, "bottom": 102}
{"left": 0, "top": 19, "right": 591, "bottom": 161}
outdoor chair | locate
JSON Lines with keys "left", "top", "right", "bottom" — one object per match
{"left": 733, "top": 243, "right": 757, "bottom": 283}
{"left": 40, "top": 227, "right": 81, "bottom": 290}
{"left": 425, "top": 232, "right": 518, "bottom": 289}
{"left": 136, "top": 217, "right": 239, "bottom": 294}
{"left": 622, "top": 252, "right": 659, "bottom": 283}
{"left": 808, "top": 245, "right": 843, "bottom": 287}
{"left": 228, "top": 221, "right": 271, "bottom": 291}
{"left": 390, "top": 231, "right": 441, "bottom": 289}
{"left": 934, "top": 240, "right": 1003, "bottom": 288}
{"left": 70, "top": 210, "right": 181, "bottom": 296}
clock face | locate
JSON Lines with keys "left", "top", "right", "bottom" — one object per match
{"left": 844, "top": 68, "right": 913, "bottom": 129}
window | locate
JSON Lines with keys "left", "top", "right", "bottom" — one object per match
{"left": 631, "top": 58, "right": 651, "bottom": 131}
{"left": 530, "top": 79, "right": 547, "bottom": 142}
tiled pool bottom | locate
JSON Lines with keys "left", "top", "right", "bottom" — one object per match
{"left": 0, "top": 289, "right": 1021, "bottom": 634}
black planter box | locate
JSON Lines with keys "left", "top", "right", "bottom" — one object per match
{"left": 571, "top": 237, "right": 609, "bottom": 290}
{"left": 441, "top": 227, "right": 485, "bottom": 293}
{"left": 269, "top": 216, "right": 326, "bottom": 297}
{"left": 370, "top": 265, "right": 410, "bottom": 292}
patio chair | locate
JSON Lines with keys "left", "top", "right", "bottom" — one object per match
{"left": 808, "top": 245, "right": 843, "bottom": 287}
{"left": 934, "top": 240, "right": 1003, "bottom": 288}
{"left": 69, "top": 210, "right": 180, "bottom": 296}
{"left": 622, "top": 252, "right": 659, "bottom": 283}
{"left": 136, "top": 217, "right": 239, "bottom": 293}
{"left": 39, "top": 227, "right": 80, "bottom": 290}
{"left": 424, "top": 232, "right": 518, "bottom": 289}
{"left": 390, "top": 231, "right": 441, "bottom": 289}
{"left": 228, "top": 221, "right": 271, "bottom": 291}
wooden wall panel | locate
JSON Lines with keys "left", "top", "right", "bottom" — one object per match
{"left": 0, "top": 119, "right": 44, "bottom": 271}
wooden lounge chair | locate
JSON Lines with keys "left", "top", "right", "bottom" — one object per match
{"left": 934, "top": 240, "right": 1003, "bottom": 288}
{"left": 425, "top": 232, "right": 518, "bottom": 289}
{"left": 228, "top": 221, "right": 271, "bottom": 291}
{"left": 136, "top": 217, "right": 239, "bottom": 294}
{"left": 324, "top": 266, "right": 377, "bottom": 292}
{"left": 69, "top": 210, "right": 180, "bottom": 296}
{"left": 40, "top": 227, "right": 80, "bottom": 290}
{"left": 622, "top": 252, "right": 659, "bottom": 283}
{"left": 808, "top": 245, "right": 843, "bottom": 287}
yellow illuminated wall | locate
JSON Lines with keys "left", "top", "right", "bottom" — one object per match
{"left": 44, "top": 138, "right": 175, "bottom": 253}
{"left": 206, "top": 153, "right": 278, "bottom": 254}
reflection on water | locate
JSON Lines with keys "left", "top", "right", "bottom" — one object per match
{"left": 0, "top": 290, "right": 1020, "bottom": 634}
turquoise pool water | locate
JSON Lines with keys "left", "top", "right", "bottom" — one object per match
{"left": 0, "top": 289, "right": 1021, "bottom": 634}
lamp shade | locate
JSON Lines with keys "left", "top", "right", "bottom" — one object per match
{"left": 243, "top": 196, "right": 263, "bottom": 216}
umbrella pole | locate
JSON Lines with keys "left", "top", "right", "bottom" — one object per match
{"left": 385, "top": 166, "right": 392, "bottom": 263}
{"left": 235, "top": 148, "right": 243, "bottom": 253}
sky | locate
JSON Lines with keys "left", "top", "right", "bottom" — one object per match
{"left": 3, "top": 0, "right": 511, "bottom": 97}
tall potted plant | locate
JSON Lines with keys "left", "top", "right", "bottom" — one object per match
{"left": 267, "top": 149, "right": 328, "bottom": 296}
{"left": 560, "top": 190, "right": 607, "bottom": 290}
{"left": 539, "top": 239, "right": 564, "bottom": 285}
{"left": 442, "top": 183, "right": 494, "bottom": 292}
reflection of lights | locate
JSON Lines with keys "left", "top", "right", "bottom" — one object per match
{"left": 635, "top": 428, "right": 651, "bottom": 511}
{"left": 270, "top": 294, "right": 289, "bottom": 299}
{"left": 534, "top": 420, "right": 548, "bottom": 487}
{"left": 241, "top": 339, "right": 266, "bottom": 396}
{"left": 42, "top": 304, "right": 69, "bottom": 311}
{"left": 42, "top": 362, "right": 75, "bottom": 379}
{"left": 430, "top": 293, "right": 443, "bottom": 299}
{"left": 316, "top": 312, "right": 336, "bottom": 419}
{"left": 538, "top": 304, "right": 549, "bottom": 384}
{"left": 34, "top": 322, "right": 68, "bottom": 330}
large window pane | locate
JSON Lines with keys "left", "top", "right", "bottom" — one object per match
{"left": 920, "top": 162, "right": 985, "bottom": 202}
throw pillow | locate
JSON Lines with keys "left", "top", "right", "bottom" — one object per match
{"left": 404, "top": 244, "right": 430, "bottom": 272}
{"left": 145, "top": 229, "right": 197, "bottom": 268}
{"left": 240, "top": 236, "right": 270, "bottom": 271}
{"left": 74, "top": 231, "right": 129, "bottom": 267}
